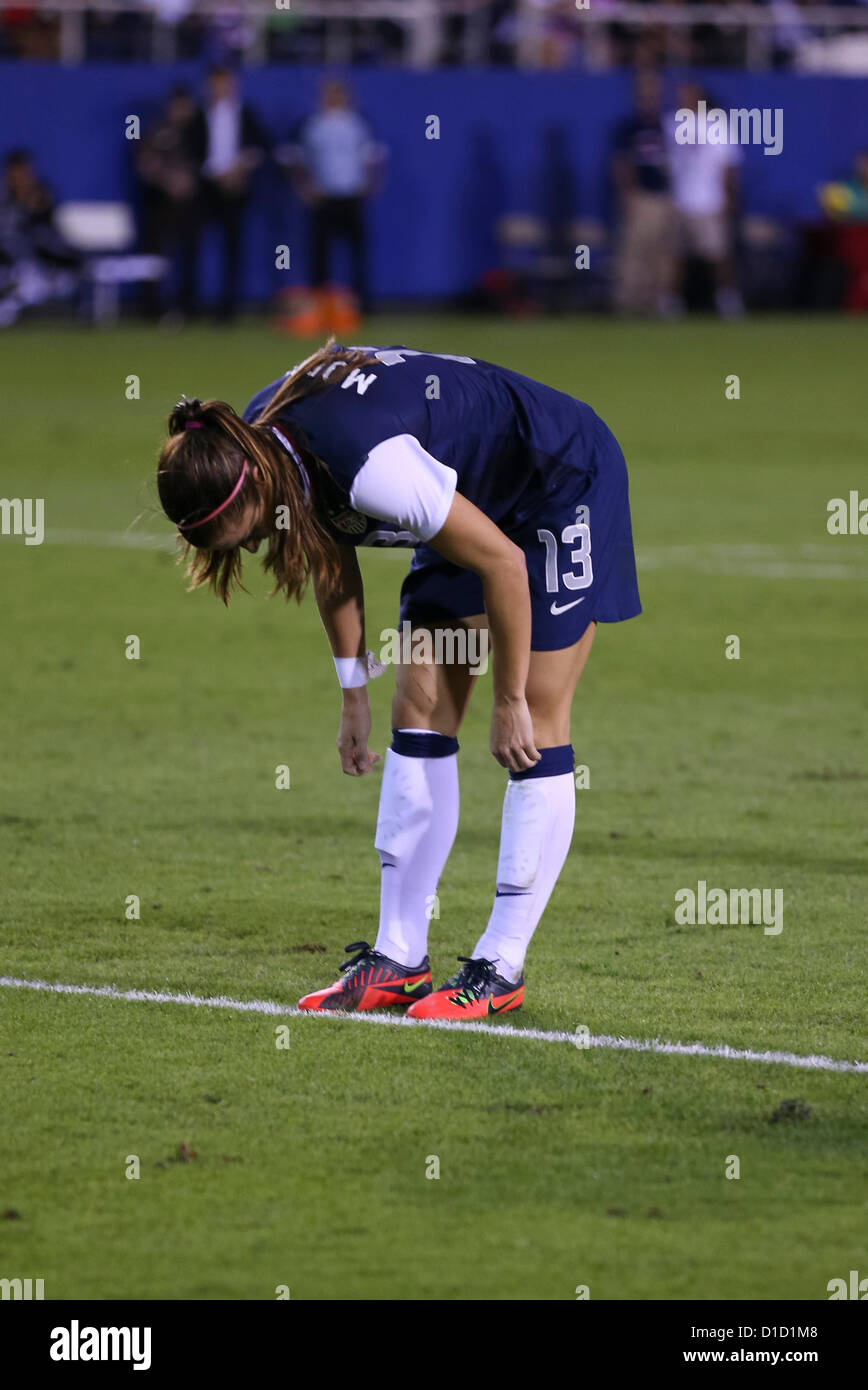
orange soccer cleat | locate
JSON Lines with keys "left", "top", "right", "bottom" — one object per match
{"left": 406, "top": 957, "right": 524, "bottom": 1021}
{"left": 298, "top": 941, "right": 432, "bottom": 1013}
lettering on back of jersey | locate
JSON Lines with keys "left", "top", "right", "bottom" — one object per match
{"left": 362, "top": 528, "right": 419, "bottom": 547}
{"left": 350, "top": 347, "right": 477, "bottom": 368}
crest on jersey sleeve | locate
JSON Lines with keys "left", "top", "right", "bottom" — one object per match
{"left": 329, "top": 506, "right": 369, "bottom": 536}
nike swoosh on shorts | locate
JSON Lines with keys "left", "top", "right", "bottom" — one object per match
{"left": 549, "top": 597, "right": 586, "bottom": 615}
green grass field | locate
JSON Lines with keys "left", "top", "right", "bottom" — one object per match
{"left": 1, "top": 315, "right": 866, "bottom": 1300}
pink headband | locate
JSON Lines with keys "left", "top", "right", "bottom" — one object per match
{"left": 178, "top": 459, "right": 250, "bottom": 532}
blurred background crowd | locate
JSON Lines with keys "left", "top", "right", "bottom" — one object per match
{"left": 1, "top": 0, "right": 867, "bottom": 329}
{"left": 5, "top": 0, "right": 868, "bottom": 71}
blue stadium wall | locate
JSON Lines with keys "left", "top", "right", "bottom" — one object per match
{"left": 2, "top": 64, "right": 865, "bottom": 302}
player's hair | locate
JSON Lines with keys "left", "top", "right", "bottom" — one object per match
{"left": 156, "top": 340, "right": 377, "bottom": 604}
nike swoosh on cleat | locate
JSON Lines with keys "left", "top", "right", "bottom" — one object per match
{"left": 403, "top": 979, "right": 426, "bottom": 993}
{"left": 550, "top": 597, "right": 585, "bottom": 616}
{"left": 489, "top": 991, "right": 522, "bottom": 1014}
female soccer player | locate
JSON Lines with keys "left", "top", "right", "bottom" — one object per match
{"left": 157, "top": 343, "right": 640, "bottom": 1019}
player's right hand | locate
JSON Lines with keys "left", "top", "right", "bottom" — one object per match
{"left": 337, "top": 694, "right": 381, "bottom": 776}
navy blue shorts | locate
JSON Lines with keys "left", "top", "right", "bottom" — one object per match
{"left": 399, "top": 413, "right": 642, "bottom": 651}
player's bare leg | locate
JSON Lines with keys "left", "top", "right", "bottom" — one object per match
{"left": 390, "top": 619, "right": 481, "bottom": 736}
{"left": 524, "top": 620, "right": 596, "bottom": 743}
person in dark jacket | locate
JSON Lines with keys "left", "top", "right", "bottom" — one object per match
{"left": 0, "top": 149, "right": 80, "bottom": 326}
{"left": 136, "top": 84, "right": 201, "bottom": 321}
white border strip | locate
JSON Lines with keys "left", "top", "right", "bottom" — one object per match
{"left": 2, "top": 976, "right": 865, "bottom": 1074}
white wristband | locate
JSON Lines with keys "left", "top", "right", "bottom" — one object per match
{"left": 334, "top": 651, "right": 388, "bottom": 689}
{"left": 334, "top": 656, "right": 369, "bottom": 689}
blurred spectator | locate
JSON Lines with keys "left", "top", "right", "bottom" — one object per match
{"left": 85, "top": 8, "right": 149, "bottom": 62}
{"left": 818, "top": 151, "right": 868, "bottom": 221}
{"left": 812, "top": 150, "right": 868, "bottom": 310}
{"left": 769, "top": 0, "right": 811, "bottom": 69}
{"left": 0, "top": 5, "right": 60, "bottom": 60}
{"left": 136, "top": 84, "right": 200, "bottom": 323}
{"left": 145, "top": 0, "right": 193, "bottom": 20}
{"left": 144, "top": 1, "right": 210, "bottom": 62}
{"left": 208, "top": 5, "right": 249, "bottom": 65}
{"left": 768, "top": 0, "right": 833, "bottom": 70}
{"left": 611, "top": 69, "right": 677, "bottom": 315}
{"left": 277, "top": 80, "right": 386, "bottom": 333}
{"left": 665, "top": 81, "right": 743, "bottom": 316}
{"left": 523, "top": 0, "right": 583, "bottom": 70}
{"left": 0, "top": 149, "right": 81, "bottom": 326}
{"left": 190, "top": 65, "right": 268, "bottom": 322}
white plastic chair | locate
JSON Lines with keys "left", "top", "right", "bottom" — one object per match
{"left": 54, "top": 201, "right": 168, "bottom": 321}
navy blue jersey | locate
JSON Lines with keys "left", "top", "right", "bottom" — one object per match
{"left": 613, "top": 116, "right": 670, "bottom": 194}
{"left": 243, "top": 346, "right": 601, "bottom": 548}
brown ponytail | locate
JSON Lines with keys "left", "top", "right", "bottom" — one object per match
{"left": 156, "top": 339, "right": 378, "bottom": 605}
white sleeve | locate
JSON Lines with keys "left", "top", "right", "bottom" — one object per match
{"left": 349, "top": 434, "right": 458, "bottom": 542}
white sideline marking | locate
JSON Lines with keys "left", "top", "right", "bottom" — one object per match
{"left": 2, "top": 976, "right": 866, "bottom": 1074}
{"left": 637, "top": 542, "right": 868, "bottom": 582}
{"left": 45, "top": 528, "right": 176, "bottom": 552}
{"left": 41, "top": 531, "right": 868, "bottom": 580}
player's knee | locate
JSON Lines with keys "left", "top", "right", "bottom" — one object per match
{"left": 392, "top": 667, "right": 434, "bottom": 729}
{"left": 391, "top": 690, "right": 461, "bottom": 738}
{"left": 526, "top": 699, "right": 570, "bottom": 749}
{"left": 392, "top": 690, "right": 429, "bottom": 728}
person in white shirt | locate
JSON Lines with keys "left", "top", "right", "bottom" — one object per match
{"left": 191, "top": 65, "right": 268, "bottom": 322}
{"left": 666, "top": 82, "right": 744, "bottom": 317}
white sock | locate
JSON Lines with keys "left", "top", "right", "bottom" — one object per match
{"left": 472, "top": 752, "right": 576, "bottom": 983}
{"left": 373, "top": 729, "right": 459, "bottom": 967}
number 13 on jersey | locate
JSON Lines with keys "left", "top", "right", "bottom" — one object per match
{"left": 537, "top": 510, "right": 593, "bottom": 596}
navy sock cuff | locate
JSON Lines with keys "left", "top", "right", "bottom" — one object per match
{"left": 509, "top": 744, "right": 574, "bottom": 781}
{"left": 391, "top": 728, "right": 459, "bottom": 759}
